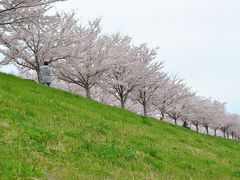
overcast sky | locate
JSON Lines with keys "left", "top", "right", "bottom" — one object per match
{"left": 1, "top": 0, "right": 240, "bottom": 114}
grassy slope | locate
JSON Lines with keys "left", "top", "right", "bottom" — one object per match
{"left": 0, "top": 73, "right": 240, "bottom": 180}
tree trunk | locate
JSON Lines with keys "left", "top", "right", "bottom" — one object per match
{"left": 214, "top": 129, "right": 217, "bottom": 136}
{"left": 196, "top": 125, "right": 199, "bottom": 133}
{"left": 120, "top": 99, "right": 125, "bottom": 109}
{"left": 227, "top": 133, "right": 229, "bottom": 139}
{"left": 231, "top": 132, "right": 234, "bottom": 139}
{"left": 223, "top": 131, "right": 226, "bottom": 138}
{"left": 36, "top": 69, "right": 41, "bottom": 83}
{"left": 174, "top": 119, "right": 177, "bottom": 125}
{"left": 160, "top": 111, "right": 165, "bottom": 121}
{"left": 205, "top": 126, "right": 209, "bottom": 135}
{"left": 143, "top": 102, "right": 147, "bottom": 117}
{"left": 85, "top": 86, "right": 91, "bottom": 98}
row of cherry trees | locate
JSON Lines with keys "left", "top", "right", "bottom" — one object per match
{"left": 1, "top": 0, "right": 240, "bottom": 140}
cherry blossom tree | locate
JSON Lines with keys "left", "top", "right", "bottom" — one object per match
{"left": 0, "top": 0, "right": 64, "bottom": 26}
{"left": 228, "top": 116, "right": 240, "bottom": 139}
{"left": 198, "top": 98, "right": 217, "bottom": 135}
{"left": 55, "top": 19, "right": 117, "bottom": 98}
{"left": 233, "top": 119, "right": 240, "bottom": 140}
{"left": 166, "top": 94, "right": 195, "bottom": 125}
{"left": 190, "top": 97, "right": 220, "bottom": 135}
{"left": 132, "top": 69, "right": 166, "bottom": 116}
{"left": 208, "top": 100, "right": 226, "bottom": 136}
{"left": 152, "top": 76, "right": 191, "bottom": 121}
{"left": 0, "top": 12, "right": 76, "bottom": 82}
{"left": 182, "top": 96, "right": 204, "bottom": 133}
{"left": 101, "top": 34, "right": 144, "bottom": 109}
{"left": 129, "top": 44, "right": 165, "bottom": 116}
{"left": 220, "top": 113, "right": 239, "bottom": 138}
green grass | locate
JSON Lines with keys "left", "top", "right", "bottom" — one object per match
{"left": 0, "top": 72, "right": 240, "bottom": 179}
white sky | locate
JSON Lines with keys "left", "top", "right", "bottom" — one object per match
{"left": 1, "top": 0, "right": 240, "bottom": 114}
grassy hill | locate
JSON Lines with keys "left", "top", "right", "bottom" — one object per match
{"left": 0, "top": 72, "right": 240, "bottom": 179}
